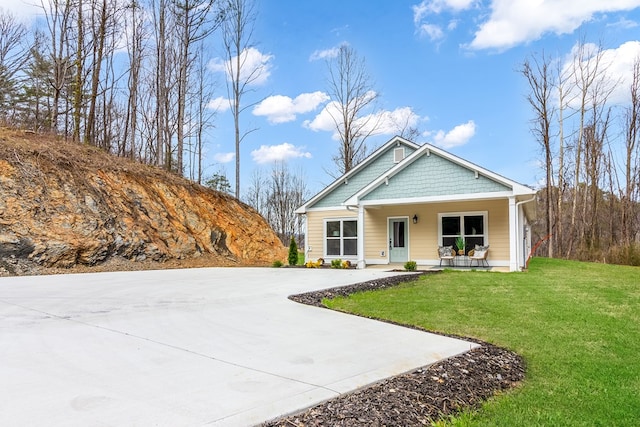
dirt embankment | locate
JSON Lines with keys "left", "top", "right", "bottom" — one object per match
{"left": 0, "top": 129, "right": 286, "bottom": 275}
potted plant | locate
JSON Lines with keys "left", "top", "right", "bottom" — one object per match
{"left": 455, "top": 235, "right": 466, "bottom": 255}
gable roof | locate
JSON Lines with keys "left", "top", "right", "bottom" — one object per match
{"left": 296, "top": 136, "right": 536, "bottom": 215}
{"left": 344, "top": 141, "right": 535, "bottom": 206}
{"left": 295, "top": 136, "right": 420, "bottom": 213}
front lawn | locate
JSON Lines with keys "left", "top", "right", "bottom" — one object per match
{"left": 326, "top": 258, "right": 640, "bottom": 426}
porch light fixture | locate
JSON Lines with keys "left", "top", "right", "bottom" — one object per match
{"left": 413, "top": 214, "right": 418, "bottom": 224}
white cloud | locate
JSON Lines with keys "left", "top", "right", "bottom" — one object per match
{"left": 209, "top": 47, "right": 273, "bottom": 86}
{"left": 304, "top": 103, "right": 424, "bottom": 140}
{"left": 412, "top": 0, "right": 477, "bottom": 42}
{"left": 417, "top": 23, "right": 445, "bottom": 41}
{"left": 207, "top": 96, "right": 231, "bottom": 112}
{"left": 250, "top": 143, "right": 312, "bottom": 164}
{"left": 252, "top": 91, "right": 330, "bottom": 124}
{"left": 413, "top": 1, "right": 640, "bottom": 50}
{"left": 371, "top": 107, "right": 423, "bottom": 135}
{"left": 413, "top": 0, "right": 476, "bottom": 20}
{"left": 430, "top": 120, "right": 476, "bottom": 148}
{"left": 1, "top": 0, "right": 40, "bottom": 22}
{"left": 560, "top": 40, "right": 640, "bottom": 106}
{"left": 469, "top": 0, "right": 640, "bottom": 51}
{"left": 303, "top": 101, "right": 338, "bottom": 133}
{"left": 310, "top": 45, "right": 344, "bottom": 61}
{"left": 213, "top": 152, "right": 235, "bottom": 163}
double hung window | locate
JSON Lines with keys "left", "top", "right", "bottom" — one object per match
{"left": 325, "top": 219, "right": 357, "bottom": 256}
{"left": 440, "top": 213, "right": 486, "bottom": 254}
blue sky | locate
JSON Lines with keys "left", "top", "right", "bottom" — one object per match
{"left": 7, "top": 0, "right": 640, "bottom": 197}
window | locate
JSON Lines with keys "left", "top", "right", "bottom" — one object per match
{"left": 393, "top": 147, "right": 405, "bottom": 163}
{"left": 440, "top": 212, "right": 486, "bottom": 255}
{"left": 392, "top": 221, "right": 405, "bottom": 247}
{"left": 326, "top": 219, "right": 357, "bottom": 257}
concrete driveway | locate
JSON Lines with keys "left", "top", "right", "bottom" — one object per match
{"left": 0, "top": 267, "right": 477, "bottom": 426}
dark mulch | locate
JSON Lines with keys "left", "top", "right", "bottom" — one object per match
{"left": 264, "top": 273, "right": 525, "bottom": 426}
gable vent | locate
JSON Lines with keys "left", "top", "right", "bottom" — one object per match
{"left": 393, "top": 147, "right": 405, "bottom": 163}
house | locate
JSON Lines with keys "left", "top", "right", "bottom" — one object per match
{"left": 295, "top": 136, "right": 537, "bottom": 271}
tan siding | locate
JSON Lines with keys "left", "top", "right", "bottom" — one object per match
{"left": 363, "top": 199, "right": 510, "bottom": 264}
{"left": 308, "top": 199, "right": 511, "bottom": 266}
{"left": 305, "top": 209, "right": 357, "bottom": 260}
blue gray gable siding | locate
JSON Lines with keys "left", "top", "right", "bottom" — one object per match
{"left": 310, "top": 143, "right": 417, "bottom": 208}
{"left": 361, "top": 151, "right": 510, "bottom": 201}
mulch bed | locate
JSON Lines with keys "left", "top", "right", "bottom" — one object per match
{"left": 263, "top": 273, "right": 525, "bottom": 426}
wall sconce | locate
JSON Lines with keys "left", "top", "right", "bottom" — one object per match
{"left": 412, "top": 214, "right": 418, "bottom": 224}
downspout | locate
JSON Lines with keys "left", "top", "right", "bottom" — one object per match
{"left": 516, "top": 195, "right": 536, "bottom": 270}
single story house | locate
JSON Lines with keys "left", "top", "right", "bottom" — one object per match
{"left": 295, "top": 136, "right": 537, "bottom": 271}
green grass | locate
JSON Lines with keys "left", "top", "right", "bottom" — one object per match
{"left": 326, "top": 258, "right": 640, "bottom": 426}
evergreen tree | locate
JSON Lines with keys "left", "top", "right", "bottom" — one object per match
{"left": 288, "top": 236, "right": 298, "bottom": 266}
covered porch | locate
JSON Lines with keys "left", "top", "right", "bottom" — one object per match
{"left": 351, "top": 195, "right": 534, "bottom": 272}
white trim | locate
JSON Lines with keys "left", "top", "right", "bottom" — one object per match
{"left": 297, "top": 206, "right": 355, "bottom": 213}
{"left": 353, "top": 191, "right": 514, "bottom": 207}
{"left": 323, "top": 218, "right": 359, "bottom": 259}
{"left": 357, "top": 206, "right": 365, "bottom": 269}
{"left": 296, "top": 136, "right": 420, "bottom": 213}
{"left": 393, "top": 147, "right": 405, "bottom": 163}
{"left": 437, "top": 211, "right": 489, "bottom": 251}
{"left": 303, "top": 213, "right": 310, "bottom": 263}
{"left": 508, "top": 196, "right": 518, "bottom": 272}
{"left": 365, "top": 259, "right": 388, "bottom": 265}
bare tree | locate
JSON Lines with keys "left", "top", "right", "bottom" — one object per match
{"left": 85, "top": 0, "right": 111, "bottom": 146}
{"left": 567, "top": 41, "right": 608, "bottom": 255}
{"left": 172, "top": 0, "right": 219, "bottom": 176}
{"left": 71, "top": 0, "right": 85, "bottom": 142}
{"left": 266, "top": 162, "right": 308, "bottom": 244}
{"left": 188, "top": 41, "right": 218, "bottom": 183}
{"left": 326, "top": 44, "right": 380, "bottom": 175}
{"left": 220, "top": 0, "right": 260, "bottom": 198}
{"left": 245, "top": 164, "right": 308, "bottom": 245}
{"left": 122, "top": 0, "right": 145, "bottom": 159}
{"left": 622, "top": 58, "right": 640, "bottom": 245}
{"left": 152, "top": 0, "right": 171, "bottom": 168}
{"left": 41, "top": 0, "right": 74, "bottom": 134}
{"left": 554, "top": 55, "right": 576, "bottom": 256}
{"left": 0, "top": 8, "right": 28, "bottom": 125}
{"left": 522, "top": 52, "right": 555, "bottom": 257}
{"left": 244, "top": 167, "right": 268, "bottom": 216}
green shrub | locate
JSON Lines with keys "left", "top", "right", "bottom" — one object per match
{"left": 272, "top": 260, "right": 283, "bottom": 268}
{"left": 288, "top": 237, "right": 298, "bottom": 266}
{"left": 404, "top": 260, "right": 417, "bottom": 271}
{"left": 331, "top": 259, "right": 343, "bottom": 269}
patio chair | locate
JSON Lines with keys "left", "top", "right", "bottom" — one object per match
{"left": 438, "top": 245, "right": 455, "bottom": 267}
{"left": 469, "top": 245, "right": 489, "bottom": 268}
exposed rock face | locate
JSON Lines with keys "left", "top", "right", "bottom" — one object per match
{"left": 0, "top": 130, "right": 286, "bottom": 271}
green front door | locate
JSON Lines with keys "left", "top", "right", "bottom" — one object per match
{"left": 389, "top": 218, "right": 409, "bottom": 263}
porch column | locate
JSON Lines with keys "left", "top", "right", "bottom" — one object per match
{"left": 508, "top": 196, "right": 518, "bottom": 272}
{"left": 357, "top": 205, "right": 365, "bottom": 269}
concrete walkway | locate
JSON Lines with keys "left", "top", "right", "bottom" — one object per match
{"left": 0, "top": 268, "right": 477, "bottom": 426}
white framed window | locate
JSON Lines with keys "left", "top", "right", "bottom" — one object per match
{"left": 438, "top": 212, "right": 487, "bottom": 255}
{"left": 325, "top": 219, "right": 358, "bottom": 257}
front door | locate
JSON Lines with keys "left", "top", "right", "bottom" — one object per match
{"left": 389, "top": 218, "right": 409, "bottom": 263}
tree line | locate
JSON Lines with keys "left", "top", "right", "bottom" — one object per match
{"left": 0, "top": 2, "right": 387, "bottom": 247}
{"left": 523, "top": 41, "right": 640, "bottom": 265}
{"left": 0, "top": 0, "right": 226, "bottom": 182}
